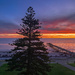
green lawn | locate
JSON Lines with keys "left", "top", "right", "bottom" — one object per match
{"left": 48, "top": 64, "right": 75, "bottom": 75}
{"left": 0, "top": 63, "right": 75, "bottom": 75}
{"left": 68, "top": 63, "right": 75, "bottom": 67}
{"left": 0, "top": 64, "right": 20, "bottom": 75}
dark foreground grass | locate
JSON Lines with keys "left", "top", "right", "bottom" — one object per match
{"left": 68, "top": 63, "right": 75, "bottom": 67}
{"left": 0, "top": 63, "right": 75, "bottom": 75}
{"left": 0, "top": 64, "right": 20, "bottom": 75}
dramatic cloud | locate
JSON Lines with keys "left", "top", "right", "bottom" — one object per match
{"left": 0, "top": 0, "right": 75, "bottom": 34}
{"left": 40, "top": 14, "right": 75, "bottom": 33}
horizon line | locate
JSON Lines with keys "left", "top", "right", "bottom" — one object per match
{"left": 0, "top": 33, "right": 75, "bottom": 38}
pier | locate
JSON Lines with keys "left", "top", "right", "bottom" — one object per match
{"left": 47, "top": 43, "right": 75, "bottom": 57}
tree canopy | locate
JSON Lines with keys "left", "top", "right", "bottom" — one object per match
{"left": 7, "top": 7, "right": 51, "bottom": 75}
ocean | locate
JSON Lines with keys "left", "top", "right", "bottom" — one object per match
{"left": 0, "top": 38, "right": 75, "bottom": 52}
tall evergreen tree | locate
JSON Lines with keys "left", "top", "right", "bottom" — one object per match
{"left": 7, "top": 7, "right": 51, "bottom": 75}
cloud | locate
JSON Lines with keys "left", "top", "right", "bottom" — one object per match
{"left": 0, "top": 13, "right": 75, "bottom": 34}
{"left": 40, "top": 14, "right": 75, "bottom": 33}
{"left": 0, "top": 20, "right": 20, "bottom": 34}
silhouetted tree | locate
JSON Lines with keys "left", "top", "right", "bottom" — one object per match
{"left": 7, "top": 7, "right": 51, "bottom": 75}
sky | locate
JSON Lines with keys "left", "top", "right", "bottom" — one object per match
{"left": 0, "top": 0, "right": 75, "bottom": 38}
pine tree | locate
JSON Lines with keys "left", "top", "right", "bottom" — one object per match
{"left": 7, "top": 7, "right": 51, "bottom": 75}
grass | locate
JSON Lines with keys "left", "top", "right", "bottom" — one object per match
{"left": 0, "top": 63, "right": 75, "bottom": 75}
{"left": 48, "top": 63, "right": 75, "bottom": 75}
{"left": 68, "top": 63, "right": 75, "bottom": 67}
{"left": 0, "top": 64, "right": 20, "bottom": 75}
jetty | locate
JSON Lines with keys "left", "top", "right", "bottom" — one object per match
{"left": 47, "top": 43, "right": 75, "bottom": 57}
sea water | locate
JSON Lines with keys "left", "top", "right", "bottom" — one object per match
{"left": 0, "top": 38, "right": 75, "bottom": 52}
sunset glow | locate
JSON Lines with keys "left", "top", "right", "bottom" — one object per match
{"left": 0, "top": 0, "right": 75, "bottom": 38}
{"left": 0, "top": 33, "right": 75, "bottom": 38}
{"left": 42, "top": 34, "right": 75, "bottom": 38}
{"left": 0, "top": 1, "right": 75, "bottom": 73}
